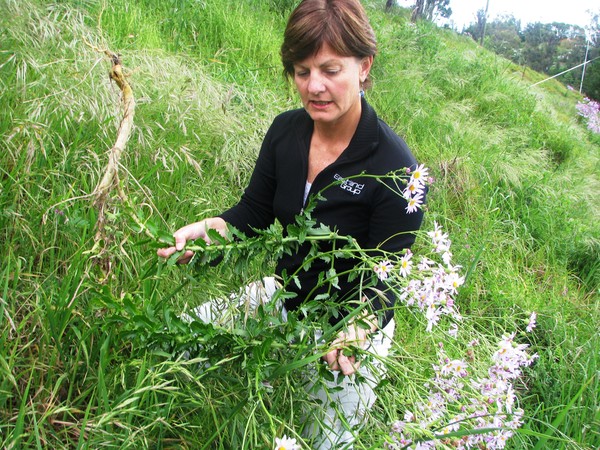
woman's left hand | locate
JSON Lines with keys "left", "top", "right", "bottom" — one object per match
{"left": 323, "top": 323, "right": 371, "bottom": 376}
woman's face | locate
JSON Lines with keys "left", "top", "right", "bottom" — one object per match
{"left": 293, "top": 43, "right": 372, "bottom": 128}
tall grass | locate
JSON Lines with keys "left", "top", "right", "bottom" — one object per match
{"left": 1, "top": 0, "right": 598, "bottom": 448}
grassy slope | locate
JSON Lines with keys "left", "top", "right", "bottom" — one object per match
{"left": 1, "top": 0, "right": 598, "bottom": 448}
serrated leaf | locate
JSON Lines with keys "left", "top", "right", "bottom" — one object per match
{"left": 167, "top": 250, "right": 186, "bottom": 266}
{"left": 206, "top": 228, "right": 227, "bottom": 245}
{"left": 293, "top": 275, "right": 302, "bottom": 290}
{"left": 157, "top": 231, "right": 175, "bottom": 245}
{"left": 327, "top": 268, "right": 340, "bottom": 289}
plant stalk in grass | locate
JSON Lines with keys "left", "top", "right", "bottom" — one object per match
{"left": 88, "top": 45, "right": 135, "bottom": 244}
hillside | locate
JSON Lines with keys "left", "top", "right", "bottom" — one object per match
{"left": 1, "top": 0, "right": 598, "bottom": 448}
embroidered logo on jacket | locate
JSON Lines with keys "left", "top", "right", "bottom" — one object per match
{"left": 334, "top": 173, "right": 364, "bottom": 195}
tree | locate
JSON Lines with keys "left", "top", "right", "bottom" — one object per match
{"left": 522, "top": 22, "right": 574, "bottom": 73}
{"left": 551, "top": 32, "right": 587, "bottom": 87}
{"left": 410, "top": 0, "right": 451, "bottom": 23}
{"left": 485, "top": 15, "right": 523, "bottom": 61}
{"left": 463, "top": 9, "right": 487, "bottom": 43}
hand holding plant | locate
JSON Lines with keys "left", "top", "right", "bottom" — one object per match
{"left": 156, "top": 217, "right": 229, "bottom": 264}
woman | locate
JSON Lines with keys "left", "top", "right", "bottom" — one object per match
{"left": 158, "top": 0, "right": 424, "bottom": 447}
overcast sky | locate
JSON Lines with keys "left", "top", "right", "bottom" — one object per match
{"left": 395, "top": 0, "right": 598, "bottom": 30}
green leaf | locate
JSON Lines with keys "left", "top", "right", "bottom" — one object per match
{"left": 206, "top": 228, "right": 227, "bottom": 244}
{"left": 327, "top": 268, "right": 340, "bottom": 289}
{"left": 167, "top": 249, "right": 186, "bottom": 266}
{"left": 157, "top": 231, "right": 175, "bottom": 245}
{"left": 13, "top": 369, "right": 33, "bottom": 448}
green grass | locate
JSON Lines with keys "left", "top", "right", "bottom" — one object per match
{"left": 1, "top": 0, "right": 599, "bottom": 448}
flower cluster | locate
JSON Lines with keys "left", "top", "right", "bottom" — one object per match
{"left": 385, "top": 330, "right": 538, "bottom": 449}
{"left": 372, "top": 222, "right": 463, "bottom": 332}
{"left": 403, "top": 164, "right": 429, "bottom": 213}
{"left": 399, "top": 221, "right": 464, "bottom": 332}
{"left": 575, "top": 97, "right": 600, "bottom": 134}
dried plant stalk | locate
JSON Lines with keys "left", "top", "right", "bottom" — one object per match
{"left": 94, "top": 51, "right": 135, "bottom": 206}
{"left": 87, "top": 46, "right": 136, "bottom": 259}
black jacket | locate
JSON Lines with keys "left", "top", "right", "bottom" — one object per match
{"left": 220, "top": 98, "right": 424, "bottom": 326}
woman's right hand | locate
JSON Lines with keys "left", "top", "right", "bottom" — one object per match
{"left": 156, "top": 217, "right": 228, "bottom": 264}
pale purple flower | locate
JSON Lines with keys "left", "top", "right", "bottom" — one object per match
{"left": 409, "top": 164, "right": 430, "bottom": 184}
{"left": 441, "top": 250, "right": 453, "bottom": 267}
{"left": 505, "top": 408, "right": 524, "bottom": 429}
{"left": 428, "top": 222, "right": 453, "bottom": 256}
{"left": 448, "top": 323, "right": 459, "bottom": 338}
{"left": 427, "top": 221, "right": 447, "bottom": 245}
{"left": 399, "top": 250, "right": 413, "bottom": 277}
{"left": 403, "top": 178, "right": 426, "bottom": 198}
{"left": 425, "top": 304, "right": 442, "bottom": 331}
{"left": 390, "top": 421, "right": 405, "bottom": 433}
{"left": 444, "top": 271, "right": 464, "bottom": 294}
{"left": 440, "top": 359, "right": 468, "bottom": 377}
{"left": 484, "top": 429, "right": 513, "bottom": 448}
{"left": 417, "top": 256, "right": 434, "bottom": 271}
{"left": 526, "top": 312, "right": 537, "bottom": 332}
{"left": 438, "top": 421, "right": 460, "bottom": 436}
{"left": 405, "top": 193, "right": 425, "bottom": 213}
{"left": 374, "top": 260, "right": 394, "bottom": 281}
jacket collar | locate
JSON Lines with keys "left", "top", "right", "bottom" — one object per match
{"left": 296, "top": 96, "right": 380, "bottom": 161}
{"left": 346, "top": 96, "right": 379, "bottom": 159}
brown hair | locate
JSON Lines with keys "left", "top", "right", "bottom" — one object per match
{"left": 281, "top": 0, "right": 377, "bottom": 86}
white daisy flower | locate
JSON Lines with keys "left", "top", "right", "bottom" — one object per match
{"left": 274, "top": 435, "right": 300, "bottom": 450}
